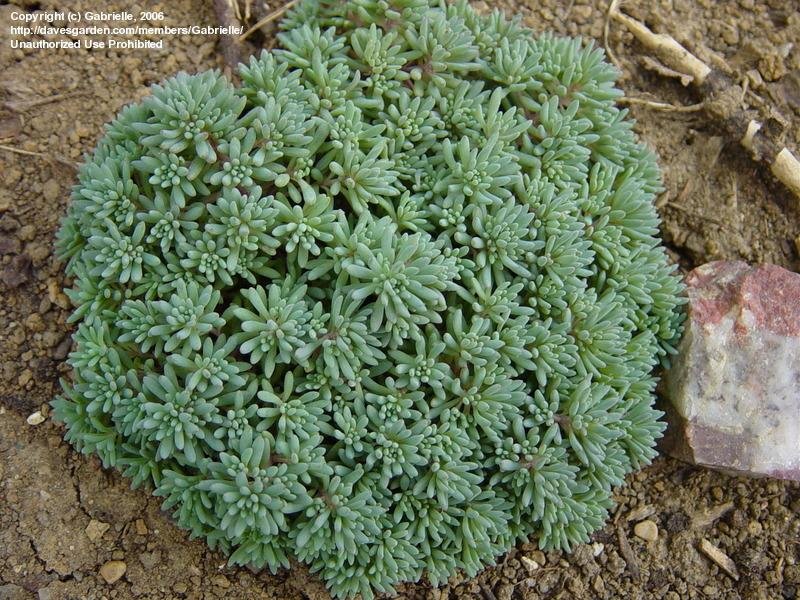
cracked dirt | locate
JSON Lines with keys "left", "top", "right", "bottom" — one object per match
{"left": 1, "top": 0, "right": 799, "bottom": 599}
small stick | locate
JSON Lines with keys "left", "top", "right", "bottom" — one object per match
{"left": 611, "top": 5, "right": 800, "bottom": 202}
{"left": 3, "top": 91, "right": 86, "bottom": 112}
{"left": 690, "top": 502, "right": 734, "bottom": 529}
{"left": 698, "top": 539, "right": 740, "bottom": 581}
{"left": 213, "top": 0, "right": 249, "bottom": 75}
{"left": 666, "top": 202, "right": 728, "bottom": 227}
{"left": 618, "top": 96, "right": 705, "bottom": 113}
{"left": 603, "top": 0, "right": 624, "bottom": 73}
{"left": 772, "top": 148, "right": 800, "bottom": 198}
{"left": 0, "top": 143, "right": 78, "bottom": 168}
{"left": 616, "top": 526, "right": 640, "bottom": 579}
{"left": 611, "top": 8, "right": 710, "bottom": 85}
{"left": 640, "top": 56, "right": 693, "bottom": 87}
{"left": 480, "top": 585, "right": 498, "bottom": 600}
{"left": 240, "top": 0, "right": 299, "bottom": 42}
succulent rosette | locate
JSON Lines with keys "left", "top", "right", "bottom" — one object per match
{"left": 53, "top": 0, "right": 685, "bottom": 597}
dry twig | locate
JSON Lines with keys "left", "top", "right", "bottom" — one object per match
{"left": 611, "top": 7, "right": 710, "bottom": 85}
{"left": 0, "top": 144, "right": 78, "bottom": 168}
{"left": 618, "top": 96, "right": 705, "bottom": 112}
{"left": 698, "top": 539, "right": 740, "bottom": 581}
{"left": 213, "top": 0, "right": 250, "bottom": 75}
{"left": 3, "top": 91, "right": 86, "bottom": 112}
{"left": 640, "top": 56, "right": 694, "bottom": 87}
{"left": 603, "top": 0, "right": 624, "bottom": 73}
{"left": 690, "top": 502, "right": 734, "bottom": 529}
{"left": 616, "top": 526, "right": 640, "bottom": 579}
{"left": 610, "top": 4, "right": 800, "bottom": 202}
{"left": 240, "top": 0, "right": 300, "bottom": 42}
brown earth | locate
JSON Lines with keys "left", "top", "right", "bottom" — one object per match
{"left": 0, "top": 0, "right": 799, "bottom": 599}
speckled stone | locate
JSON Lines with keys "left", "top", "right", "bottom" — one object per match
{"left": 663, "top": 261, "right": 800, "bottom": 481}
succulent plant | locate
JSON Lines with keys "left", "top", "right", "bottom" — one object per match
{"left": 53, "top": 0, "right": 685, "bottom": 597}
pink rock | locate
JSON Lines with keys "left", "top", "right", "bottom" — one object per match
{"left": 662, "top": 261, "right": 800, "bottom": 481}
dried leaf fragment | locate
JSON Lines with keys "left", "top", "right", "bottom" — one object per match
{"left": 698, "top": 539, "right": 740, "bottom": 580}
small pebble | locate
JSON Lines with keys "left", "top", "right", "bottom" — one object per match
{"left": 53, "top": 337, "right": 72, "bottom": 360}
{"left": 139, "top": 551, "right": 159, "bottom": 571}
{"left": 6, "top": 112, "right": 28, "bottom": 138}
{"left": 17, "top": 224, "right": 36, "bottom": 241}
{"left": 593, "top": 574, "right": 606, "bottom": 595}
{"left": 747, "top": 520, "right": 763, "bottom": 535}
{"left": 634, "top": 519, "right": 659, "bottom": 542}
{"left": 1, "top": 254, "right": 32, "bottom": 288}
{"left": 37, "top": 587, "right": 53, "bottom": 600}
{"left": 0, "top": 215, "right": 20, "bottom": 231}
{"left": 471, "top": 1, "right": 489, "bottom": 15}
{"left": 25, "top": 313, "right": 45, "bottom": 332}
{"left": 47, "top": 278, "right": 71, "bottom": 310}
{"left": 27, "top": 242, "right": 50, "bottom": 264}
{"left": 134, "top": 519, "right": 148, "bottom": 535}
{"left": 2, "top": 167, "right": 21, "bottom": 187}
{"left": 38, "top": 296, "right": 51, "bottom": 313}
{"left": 521, "top": 556, "right": 539, "bottom": 573}
{"left": 26, "top": 410, "right": 45, "bottom": 425}
{"left": 42, "top": 179, "right": 60, "bottom": 202}
{"left": 592, "top": 542, "right": 605, "bottom": 557}
{"left": 0, "top": 236, "right": 21, "bottom": 255}
{"left": 212, "top": 575, "right": 230, "bottom": 589}
{"left": 530, "top": 550, "right": 546, "bottom": 566}
{"left": 41, "top": 331, "right": 61, "bottom": 348}
{"left": 85, "top": 519, "right": 110, "bottom": 542}
{"left": 574, "top": 5, "right": 594, "bottom": 19}
{"left": 721, "top": 24, "right": 739, "bottom": 45}
{"left": 99, "top": 560, "right": 126, "bottom": 584}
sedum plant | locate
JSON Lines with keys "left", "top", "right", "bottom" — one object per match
{"left": 53, "top": 0, "right": 685, "bottom": 597}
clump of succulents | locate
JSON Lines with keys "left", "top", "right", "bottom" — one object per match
{"left": 52, "top": 0, "right": 685, "bottom": 597}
